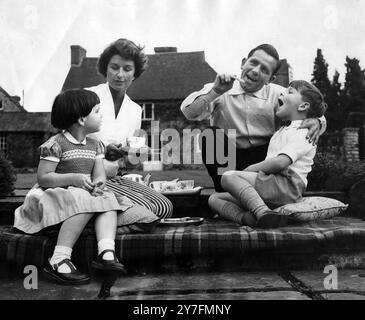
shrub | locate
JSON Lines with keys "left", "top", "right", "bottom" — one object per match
{"left": 0, "top": 153, "right": 16, "bottom": 196}
{"left": 307, "top": 152, "right": 346, "bottom": 191}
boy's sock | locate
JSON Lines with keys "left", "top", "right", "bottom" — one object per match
{"left": 97, "top": 238, "right": 115, "bottom": 260}
{"left": 220, "top": 201, "right": 252, "bottom": 225}
{"left": 49, "top": 245, "right": 73, "bottom": 273}
{"left": 236, "top": 180, "right": 270, "bottom": 220}
{"left": 209, "top": 195, "right": 256, "bottom": 226}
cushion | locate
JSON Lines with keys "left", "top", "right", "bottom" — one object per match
{"left": 274, "top": 196, "right": 348, "bottom": 222}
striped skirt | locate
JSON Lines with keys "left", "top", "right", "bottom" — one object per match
{"left": 106, "top": 176, "right": 173, "bottom": 219}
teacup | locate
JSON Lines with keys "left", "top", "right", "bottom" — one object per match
{"left": 149, "top": 181, "right": 168, "bottom": 192}
{"left": 177, "top": 180, "right": 194, "bottom": 190}
{"left": 123, "top": 174, "right": 144, "bottom": 184}
{"left": 127, "top": 136, "right": 146, "bottom": 149}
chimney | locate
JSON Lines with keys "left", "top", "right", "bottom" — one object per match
{"left": 11, "top": 96, "right": 21, "bottom": 104}
{"left": 154, "top": 47, "right": 177, "bottom": 54}
{"left": 71, "top": 45, "right": 86, "bottom": 66}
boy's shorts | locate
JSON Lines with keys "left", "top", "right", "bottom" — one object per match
{"left": 255, "top": 168, "right": 306, "bottom": 209}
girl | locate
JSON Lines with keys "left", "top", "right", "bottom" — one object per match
{"left": 14, "top": 89, "right": 159, "bottom": 285}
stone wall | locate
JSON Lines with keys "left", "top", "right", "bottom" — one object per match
{"left": 343, "top": 127, "right": 360, "bottom": 163}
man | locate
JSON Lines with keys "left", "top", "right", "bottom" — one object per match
{"left": 180, "top": 44, "right": 326, "bottom": 191}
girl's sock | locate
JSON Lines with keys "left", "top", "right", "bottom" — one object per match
{"left": 49, "top": 245, "right": 73, "bottom": 273}
{"left": 98, "top": 238, "right": 115, "bottom": 260}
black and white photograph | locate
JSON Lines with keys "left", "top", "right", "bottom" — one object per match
{"left": 1, "top": 0, "right": 365, "bottom": 305}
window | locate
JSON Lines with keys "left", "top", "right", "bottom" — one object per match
{"left": 0, "top": 100, "right": 3, "bottom": 111}
{"left": 141, "top": 103, "right": 155, "bottom": 121}
{"left": 0, "top": 134, "right": 7, "bottom": 154}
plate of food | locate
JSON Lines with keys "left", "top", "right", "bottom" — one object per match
{"left": 149, "top": 179, "right": 202, "bottom": 195}
{"left": 159, "top": 217, "right": 204, "bottom": 227}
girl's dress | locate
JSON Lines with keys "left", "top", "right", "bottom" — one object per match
{"left": 14, "top": 132, "right": 137, "bottom": 234}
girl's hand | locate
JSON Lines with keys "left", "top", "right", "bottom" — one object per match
{"left": 93, "top": 180, "right": 105, "bottom": 190}
{"left": 91, "top": 181, "right": 105, "bottom": 197}
{"left": 72, "top": 174, "right": 95, "bottom": 191}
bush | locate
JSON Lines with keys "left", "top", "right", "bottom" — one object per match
{"left": 0, "top": 153, "right": 17, "bottom": 196}
{"left": 307, "top": 152, "right": 346, "bottom": 191}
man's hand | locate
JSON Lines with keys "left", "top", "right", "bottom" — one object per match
{"left": 212, "top": 73, "right": 236, "bottom": 95}
{"left": 105, "top": 143, "right": 128, "bottom": 161}
{"left": 72, "top": 174, "right": 95, "bottom": 191}
{"left": 299, "top": 118, "right": 321, "bottom": 145}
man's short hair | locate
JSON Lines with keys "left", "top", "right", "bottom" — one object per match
{"left": 247, "top": 44, "right": 281, "bottom": 76}
{"left": 289, "top": 80, "right": 327, "bottom": 118}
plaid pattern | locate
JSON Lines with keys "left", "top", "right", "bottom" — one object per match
{"left": 1, "top": 217, "right": 365, "bottom": 268}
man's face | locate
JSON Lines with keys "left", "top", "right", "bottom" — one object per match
{"left": 240, "top": 49, "right": 278, "bottom": 93}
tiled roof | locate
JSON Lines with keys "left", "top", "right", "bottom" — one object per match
{"left": 62, "top": 51, "right": 217, "bottom": 101}
{"left": 0, "top": 87, "right": 26, "bottom": 112}
{"left": 0, "top": 112, "right": 54, "bottom": 132}
{"left": 62, "top": 47, "right": 290, "bottom": 101}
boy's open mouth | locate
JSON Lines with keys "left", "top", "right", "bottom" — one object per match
{"left": 278, "top": 98, "right": 284, "bottom": 107}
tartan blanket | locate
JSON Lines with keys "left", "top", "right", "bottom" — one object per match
{"left": 1, "top": 217, "right": 365, "bottom": 268}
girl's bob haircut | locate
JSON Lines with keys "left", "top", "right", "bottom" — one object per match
{"left": 51, "top": 89, "right": 100, "bottom": 130}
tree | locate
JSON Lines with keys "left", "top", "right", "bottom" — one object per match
{"left": 311, "top": 48, "right": 340, "bottom": 131}
{"left": 311, "top": 48, "right": 331, "bottom": 97}
{"left": 342, "top": 56, "right": 365, "bottom": 116}
{"left": 326, "top": 70, "right": 343, "bottom": 131}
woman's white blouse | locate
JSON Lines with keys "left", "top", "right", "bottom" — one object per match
{"left": 86, "top": 83, "right": 142, "bottom": 177}
{"left": 87, "top": 83, "right": 142, "bottom": 146}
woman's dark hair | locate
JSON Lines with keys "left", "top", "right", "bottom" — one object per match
{"left": 289, "top": 80, "right": 328, "bottom": 118}
{"left": 51, "top": 89, "right": 100, "bottom": 130}
{"left": 97, "top": 38, "right": 148, "bottom": 79}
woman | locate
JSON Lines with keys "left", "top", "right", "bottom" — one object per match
{"left": 87, "top": 38, "right": 173, "bottom": 220}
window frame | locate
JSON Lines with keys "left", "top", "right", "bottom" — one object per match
{"left": 141, "top": 102, "right": 155, "bottom": 121}
{"left": 0, "top": 133, "right": 8, "bottom": 154}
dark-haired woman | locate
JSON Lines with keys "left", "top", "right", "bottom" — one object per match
{"left": 87, "top": 38, "right": 173, "bottom": 219}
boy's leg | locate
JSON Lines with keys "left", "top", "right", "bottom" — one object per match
{"left": 221, "top": 171, "right": 288, "bottom": 228}
{"left": 92, "top": 210, "right": 126, "bottom": 274}
{"left": 208, "top": 192, "right": 256, "bottom": 227}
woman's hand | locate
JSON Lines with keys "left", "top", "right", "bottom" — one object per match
{"left": 105, "top": 143, "right": 128, "bottom": 161}
{"left": 72, "top": 174, "right": 95, "bottom": 191}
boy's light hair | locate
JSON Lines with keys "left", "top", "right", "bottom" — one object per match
{"left": 289, "top": 80, "right": 327, "bottom": 118}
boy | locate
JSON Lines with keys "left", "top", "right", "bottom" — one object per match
{"left": 208, "top": 80, "right": 327, "bottom": 229}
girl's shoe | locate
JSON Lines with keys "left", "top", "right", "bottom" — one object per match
{"left": 256, "top": 211, "right": 288, "bottom": 229}
{"left": 43, "top": 258, "right": 90, "bottom": 285}
{"left": 91, "top": 249, "right": 127, "bottom": 274}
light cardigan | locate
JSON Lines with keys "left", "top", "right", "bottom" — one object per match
{"left": 87, "top": 83, "right": 142, "bottom": 176}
